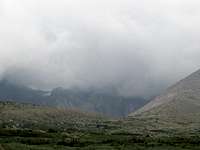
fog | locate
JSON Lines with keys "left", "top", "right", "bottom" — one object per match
{"left": 0, "top": 0, "right": 200, "bottom": 97}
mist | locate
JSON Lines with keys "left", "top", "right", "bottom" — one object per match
{"left": 1, "top": 0, "right": 200, "bottom": 97}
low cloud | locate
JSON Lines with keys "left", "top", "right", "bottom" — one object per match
{"left": 0, "top": 0, "right": 200, "bottom": 97}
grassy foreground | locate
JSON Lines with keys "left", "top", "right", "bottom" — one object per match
{"left": 1, "top": 127, "right": 200, "bottom": 150}
{"left": 1, "top": 102, "right": 200, "bottom": 149}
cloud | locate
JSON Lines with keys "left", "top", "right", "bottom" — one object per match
{"left": 0, "top": 0, "right": 200, "bottom": 97}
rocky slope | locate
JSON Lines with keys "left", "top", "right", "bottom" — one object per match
{"left": 129, "top": 69, "right": 200, "bottom": 125}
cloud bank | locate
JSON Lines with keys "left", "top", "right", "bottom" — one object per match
{"left": 0, "top": 0, "right": 200, "bottom": 97}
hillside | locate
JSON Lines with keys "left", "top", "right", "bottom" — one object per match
{"left": 0, "top": 101, "right": 105, "bottom": 131}
{"left": 129, "top": 69, "right": 200, "bottom": 127}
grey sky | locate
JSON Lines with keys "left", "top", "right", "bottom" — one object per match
{"left": 0, "top": 0, "right": 200, "bottom": 97}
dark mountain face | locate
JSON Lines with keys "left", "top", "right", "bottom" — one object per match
{"left": 50, "top": 87, "right": 147, "bottom": 117}
{"left": 0, "top": 79, "right": 49, "bottom": 105}
{"left": 0, "top": 80, "right": 147, "bottom": 117}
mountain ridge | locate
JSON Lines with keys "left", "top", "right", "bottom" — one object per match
{"left": 0, "top": 79, "right": 147, "bottom": 117}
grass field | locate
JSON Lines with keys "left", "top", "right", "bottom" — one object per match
{"left": 1, "top": 123, "right": 200, "bottom": 150}
{"left": 1, "top": 102, "right": 200, "bottom": 150}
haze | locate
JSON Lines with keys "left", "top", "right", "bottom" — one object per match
{"left": 0, "top": 0, "right": 200, "bottom": 97}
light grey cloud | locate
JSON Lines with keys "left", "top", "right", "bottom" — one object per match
{"left": 0, "top": 0, "right": 200, "bottom": 97}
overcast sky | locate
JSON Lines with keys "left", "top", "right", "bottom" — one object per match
{"left": 0, "top": 0, "right": 200, "bottom": 97}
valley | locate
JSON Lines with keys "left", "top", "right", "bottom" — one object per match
{"left": 2, "top": 70, "right": 200, "bottom": 149}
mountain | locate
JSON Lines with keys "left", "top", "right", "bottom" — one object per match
{"left": 2, "top": 74, "right": 200, "bottom": 149}
{"left": 0, "top": 79, "right": 49, "bottom": 105}
{"left": 129, "top": 69, "right": 200, "bottom": 126}
{"left": 0, "top": 79, "right": 147, "bottom": 117}
{"left": 50, "top": 87, "right": 147, "bottom": 117}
